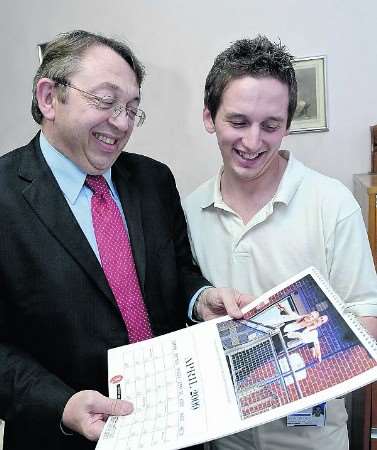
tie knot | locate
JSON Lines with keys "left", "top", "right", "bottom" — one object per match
{"left": 85, "top": 175, "right": 109, "bottom": 195}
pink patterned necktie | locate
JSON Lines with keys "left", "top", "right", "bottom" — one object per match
{"left": 85, "top": 175, "right": 153, "bottom": 343}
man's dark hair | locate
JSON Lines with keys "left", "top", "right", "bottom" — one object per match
{"left": 32, "top": 30, "right": 145, "bottom": 124}
{"left": 204, "top": 35, "right": 297, "bottom": 129}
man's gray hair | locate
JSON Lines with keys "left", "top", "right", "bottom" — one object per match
{"left": 31, "top": 30, "right": 145, "bottom": 124}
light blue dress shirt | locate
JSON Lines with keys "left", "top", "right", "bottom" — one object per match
{"left": 39, "top": 132, "right": 127, "bottom": 262}
{"left": 39, "top": 132, "right": 206, "bottom": 317}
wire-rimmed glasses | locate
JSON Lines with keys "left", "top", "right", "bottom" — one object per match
{"left": 53, "top": 78, "right": 146, "bottom": 127}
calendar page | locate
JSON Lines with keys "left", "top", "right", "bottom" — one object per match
{"left": 99, "top": 325, "right": 226, "bottom": 449}
{"left": 96, "top": 267, "right": 377, "bottom": 450}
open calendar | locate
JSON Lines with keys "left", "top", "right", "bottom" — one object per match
{"left": 96, "top": 267, "right": 377, "bottom": 450}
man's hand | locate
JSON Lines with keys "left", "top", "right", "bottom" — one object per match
{"left": 359, "top": 316, "right": 377, "bottom": 340}
{"left": 62, "top": 390, "right": 133, "bottom": 441}
{"left": 196, "top": 287, "right": 253, "bottom": 321}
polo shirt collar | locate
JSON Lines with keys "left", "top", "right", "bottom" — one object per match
{"left": 199, "top": 150, "right": 306, "bottom": 209}
{"left": 198, "top": 168, "right": 223, "bottom": 209}
{"left": 273, "top": 150, "right": 306, "bottom": 205}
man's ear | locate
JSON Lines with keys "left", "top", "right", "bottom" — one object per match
{"left": 203, "top": 107, "right": 216, "bottom": 134}
{"left": 36, "top": 78, "right": 58, "bottom": 121}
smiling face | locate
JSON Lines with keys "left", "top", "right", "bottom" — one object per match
{"left": 40, "top": 45, "right": 141, "bottom": 174}
{"left": 204, "top": 76, "right": 289, "bottom": 188}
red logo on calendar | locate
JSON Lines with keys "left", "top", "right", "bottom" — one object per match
{"left": 110, "top": 375, "right": 123, "bottom": 384}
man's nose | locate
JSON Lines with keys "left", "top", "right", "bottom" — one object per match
{"left": 242, "top": 125, "right": 262, "bottom": 150}
{"left": 108, "top": 109, "right": 131, "bottom": 132}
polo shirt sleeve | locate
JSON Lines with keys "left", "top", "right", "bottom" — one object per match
{"left": 326, "top": 207, "right": 377, "bottom": 317}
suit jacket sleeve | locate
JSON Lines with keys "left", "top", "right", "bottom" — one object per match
{"left": 0, "top": 316, "right": 75, "bottom": 426}
{"left": 165, "top": 168, "right": 210, "bottom": 302}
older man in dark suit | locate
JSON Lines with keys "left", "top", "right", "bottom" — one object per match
{"left": 0, "top": 30, "right": 248, "bottom": 450}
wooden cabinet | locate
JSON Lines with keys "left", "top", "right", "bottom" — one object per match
{"left": 354, "top": 174, "right": 377, "bottom": 268}
{"left": 372, "top": 383, "right": 377, "bottom": 450}
{"left": 353, "top": 173, "right": 377, "bottom": 450}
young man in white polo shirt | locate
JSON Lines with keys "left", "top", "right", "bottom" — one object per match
{"left": 184, "top": 35, "right": 377, "bottom": 450}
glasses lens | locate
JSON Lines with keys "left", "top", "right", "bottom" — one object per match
{"left": 111, "top": 104, "right": 145, "bottom": 127}
{"left": 137, "top": 110, "right": 145, "bottom": 127}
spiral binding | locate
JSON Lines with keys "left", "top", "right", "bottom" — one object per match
{"left": 309, "top": 266, "right": 377, "bottom": 353}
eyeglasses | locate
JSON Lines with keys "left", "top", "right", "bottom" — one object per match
{"left": 53, "top": 78, "right": 146, "bottom": 127}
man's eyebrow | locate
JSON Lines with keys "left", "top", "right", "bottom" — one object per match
{"left": 263, "top": 116, "right": 286, "bottom": 123}
{"left": 92, "top": 82, "right": 140, "bottom": 102}
{"left": 224, "top": 112, "right": 286, "bottom": 123}
{"left": 224, "top": 112, "right": 248, "bottom": 120}
{"left": 93, "top": 82, "right": 120, "bottom": 91}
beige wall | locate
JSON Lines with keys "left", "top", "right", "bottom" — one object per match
{"left": 1, "top": 0, "right": 377, "bottom": 196}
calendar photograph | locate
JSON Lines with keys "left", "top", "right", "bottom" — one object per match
{"left": 217, "top": 273, "right": 376, "bottom": 420}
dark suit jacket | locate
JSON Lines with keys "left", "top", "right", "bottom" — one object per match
{"left": 0, "top": 134, "right": 207, "bottom": 449}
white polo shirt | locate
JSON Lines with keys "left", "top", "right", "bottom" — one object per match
{"left": 184, "top": 151, "right": 377, "bottom": 317}
{"left": 183, "top": 150, "right": 377, "bottom": 450}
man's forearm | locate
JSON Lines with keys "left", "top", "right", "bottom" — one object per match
{"left": 359, "top": 316, "right": 377, "bottom": 340}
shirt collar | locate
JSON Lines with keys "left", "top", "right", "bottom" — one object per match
{"left": 273, "top": 150, "right": 305, "bottom": 205}
{"left": 198, "top": 169, "right": 222, "bottom": 209}
{"left": 200, "top": 150, "right": 305, "bottom": 210}
{"left": 39, "top": 132, "right": 115, "bottom": 204}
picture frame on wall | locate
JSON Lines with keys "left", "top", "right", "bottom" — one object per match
{"left": 290, "top": 55, "right": 328, "bottom": 134}
{"left": 37, "top": 42, "right": 48, "bottom": 63}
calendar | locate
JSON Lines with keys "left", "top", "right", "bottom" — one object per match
{"left": 96, "top": 267, "right": 377, "bottom": 450}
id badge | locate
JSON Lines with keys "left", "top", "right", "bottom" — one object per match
{"left": 287, "top": 403, "right": 326, "bottom": 427}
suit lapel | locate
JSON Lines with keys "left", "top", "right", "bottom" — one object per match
{"left": 19, "top": 136, "right": 116, "bottom": 305}
{"left": 112, "top": 161, "right": 146, "bottom": 292}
